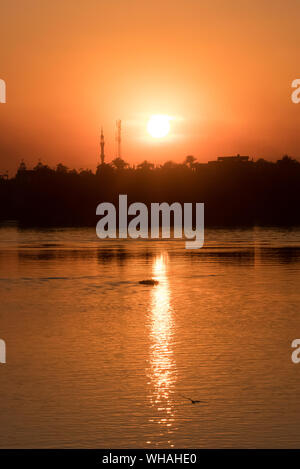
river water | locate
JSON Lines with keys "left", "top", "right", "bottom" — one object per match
{"left": 0, "top": 226, "right": 300, "bottom": 448}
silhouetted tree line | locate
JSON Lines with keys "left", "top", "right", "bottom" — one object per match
{"left": 1, "top": 155, "right": 300, "bottom": 227}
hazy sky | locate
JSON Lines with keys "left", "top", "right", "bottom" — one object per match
{"left": 0, "top": 0, "right": 300, "bottom": 173}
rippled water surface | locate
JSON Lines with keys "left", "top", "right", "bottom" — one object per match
{"left": 0, "top": 226, "right": 300, "bottom": 448}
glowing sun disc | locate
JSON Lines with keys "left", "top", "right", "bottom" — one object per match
{"left": 147, "top": 115, "right": 171, "bottom": 138}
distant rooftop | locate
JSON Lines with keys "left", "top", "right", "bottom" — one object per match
{"left": 217, "top": 154, "right": 249, "bottom": 162}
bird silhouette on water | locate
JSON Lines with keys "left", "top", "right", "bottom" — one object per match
{"left": 179, "top": 394, "right": 206, "bottom": 405}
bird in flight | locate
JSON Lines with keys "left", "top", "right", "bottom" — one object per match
{"left": 179, "top": 394, "right": 206, "bottom": 404}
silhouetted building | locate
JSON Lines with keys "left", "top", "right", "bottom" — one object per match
{"left": 208, "top": 154, "right": 250, "bottom": 165}
{"left": 217, "top": 154, "right": 249, "bottom": 162}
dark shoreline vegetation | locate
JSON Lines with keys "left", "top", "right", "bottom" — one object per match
{"left": 1, "top": 155, "right": 300, "bottom": 227}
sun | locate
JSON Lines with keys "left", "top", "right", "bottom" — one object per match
{"left": 147, "top": 115, "right": 171, "bottom": 138}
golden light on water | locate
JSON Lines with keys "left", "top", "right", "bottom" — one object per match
{"left": 147, "top": 253, "right": 177, "bottom": 446}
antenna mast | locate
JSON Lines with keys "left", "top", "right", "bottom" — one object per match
{"left": 116, "top": 119, "right": 121, "bottom": 159}
{"left": 100, "top": 127, "right": 105, "bottom": 165}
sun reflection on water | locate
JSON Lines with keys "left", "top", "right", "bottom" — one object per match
{"left": 147, "top": 253, "right": 177, "bottom": 446}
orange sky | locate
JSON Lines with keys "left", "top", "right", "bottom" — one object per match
{"left": 0, "top": 0, "right": 300, "bottom": 174}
